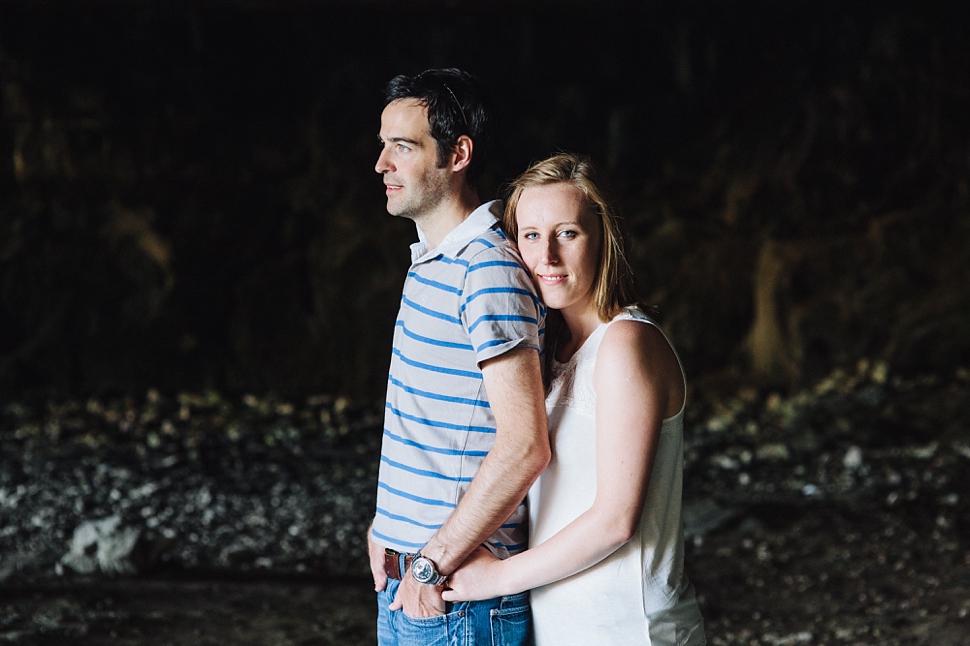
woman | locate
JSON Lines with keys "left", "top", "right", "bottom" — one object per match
{"left": 441, "top": 153, "right": 706, "bottom": 645}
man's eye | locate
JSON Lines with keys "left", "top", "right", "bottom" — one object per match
{"left": 397, "top": 144, "right": 411, "bottom": 152}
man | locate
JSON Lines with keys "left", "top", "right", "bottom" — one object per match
{"left": 368, "top": 68, "right": 549, "bottom": 645}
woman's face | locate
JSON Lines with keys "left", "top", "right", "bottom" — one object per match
{"left": 515, "top": 182, "right": 602, "bottom": 318}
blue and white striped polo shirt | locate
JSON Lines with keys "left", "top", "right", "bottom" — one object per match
{"left": 372, "top": 200, "right": 544, "bottom": 558}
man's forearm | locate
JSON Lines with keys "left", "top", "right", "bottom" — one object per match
{"left": 422, "top": 432, "right": 547, "bottom": 574}
{"left": 419, "top": 347, "right": 549, "bottom": 575}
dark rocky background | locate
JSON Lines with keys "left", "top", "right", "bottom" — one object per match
{"left": 2, "top": 1, "right": 968, "bottom": 399}
{"left": 1, "top": 1, "right": 969, "bottom": 644}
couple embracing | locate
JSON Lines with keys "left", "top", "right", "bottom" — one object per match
{"left": 367, "top": 68, "right": 707, "bottom": 646}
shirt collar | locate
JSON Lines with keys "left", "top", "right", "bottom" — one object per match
{"left": 409, "top": 200, "right": 503, "bottom": 264}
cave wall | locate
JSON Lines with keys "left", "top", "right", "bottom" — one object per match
{"left": 1, "top": 2, "right": 968, "bottom": 398}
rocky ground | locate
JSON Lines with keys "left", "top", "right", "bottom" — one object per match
{"left": 2, "top": 361, "right": 969, "bottom": 645}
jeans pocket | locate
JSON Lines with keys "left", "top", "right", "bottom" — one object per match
{"left": 400, "top": 609, "right": 450, "bottom": 626}
{"left": 396, "top": 605, "right": 464, "bottom": 646}
{"left": 489, "top": 595, "right": 532, "bottom": 646}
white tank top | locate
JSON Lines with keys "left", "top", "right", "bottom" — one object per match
{"left": 528, "top": 307, "right": 706, "bottom": 645}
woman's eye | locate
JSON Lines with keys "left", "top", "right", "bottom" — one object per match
{"left": 522, "top": 232, "right": 538, "bottom": 240}
{"left": 559, "top": 230, "right": 577, "bottom": 239}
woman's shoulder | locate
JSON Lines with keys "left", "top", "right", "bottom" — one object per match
{"left": 597, "top": 309, "right": 681, "bottom": 382}
{"left": 599, "top": 315, "right": 670, "bottom": 367}
{"left": 597, "top": 308, "right": 686, "bottom": 417}
{"left": 601, "top": 307, "right": 667, "bottom": 351}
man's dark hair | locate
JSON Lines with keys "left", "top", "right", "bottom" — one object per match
{"left": 384, "top": 68, "right": 490, "bottom": 184}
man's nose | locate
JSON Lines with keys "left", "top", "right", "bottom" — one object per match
{"left": 375, "top": 148, "right": 392, "bottom": 174}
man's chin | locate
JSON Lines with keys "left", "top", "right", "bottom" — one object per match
{"left": 385, "top": 202, "right": 411, "bottom": 219}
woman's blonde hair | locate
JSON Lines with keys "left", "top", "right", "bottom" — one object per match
{"left": 503, "top": 152, "right": 639, "bottom": 321}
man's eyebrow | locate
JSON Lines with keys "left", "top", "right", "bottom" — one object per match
{"left": 380, "top": 136, "right": 422, "bottom": 146}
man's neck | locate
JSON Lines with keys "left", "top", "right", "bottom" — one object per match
{"left": 417, "top": 184, "right": 481, "bottom": 251}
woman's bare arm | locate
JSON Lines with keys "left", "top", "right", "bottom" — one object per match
{"left": 443, "top": 320, "right": 684, "bottom": 601}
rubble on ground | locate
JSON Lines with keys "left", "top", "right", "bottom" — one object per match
{"left": 1, "top": 363, "right": 968, "bottom": 644}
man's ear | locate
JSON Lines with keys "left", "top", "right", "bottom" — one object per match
{"left": 451, "top": 135, "right": 474, "bottom": 174}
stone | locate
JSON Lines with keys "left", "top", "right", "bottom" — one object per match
{"left": 756, "top": 443, "right": 791, "bottom": 461}
{"left": 60, "top": 516, "right": 172, "bottom": 576}
{"left": 843, "top": 446, "right": 863, "bottom": 470}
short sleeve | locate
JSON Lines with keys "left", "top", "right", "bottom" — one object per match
{"left": 460, "top": 246, "right": 544, "bottom": 366}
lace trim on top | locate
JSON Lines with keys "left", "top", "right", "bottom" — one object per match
{"left": 546, "top": 322, "right": 609, "bottom": 418}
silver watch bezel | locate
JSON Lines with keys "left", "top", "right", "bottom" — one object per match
{"left": 410, "top": 551, "right": 446, "bottom": 586}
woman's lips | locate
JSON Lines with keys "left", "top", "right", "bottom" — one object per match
{"left": 537, "top": 273, "right": 567, "bottom": 285}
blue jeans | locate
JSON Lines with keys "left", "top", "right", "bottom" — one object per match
{"left": 377, "top": 555, "right": 532, "bottom": 646}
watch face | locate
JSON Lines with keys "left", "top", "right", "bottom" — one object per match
{"left": 412, "top": 557, "right": 434, "bottom": 583}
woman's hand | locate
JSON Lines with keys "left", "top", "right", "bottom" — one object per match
{"left": 441, "top": 547, "right": 510, "bottom": 602}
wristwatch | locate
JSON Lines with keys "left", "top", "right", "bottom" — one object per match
{"left": 410, "top": 550, "right": 447, "bottom": 586}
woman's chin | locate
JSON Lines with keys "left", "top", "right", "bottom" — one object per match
{"left": 538, "top": 293, "right": 565, "bottom": 310}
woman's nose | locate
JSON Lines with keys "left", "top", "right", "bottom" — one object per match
{"left": 542, "top": 240, "right": 559, "bottom": 264}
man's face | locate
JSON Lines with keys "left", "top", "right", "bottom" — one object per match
{"left": 375, "top": 99, "right": 450, "bottom": 220}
